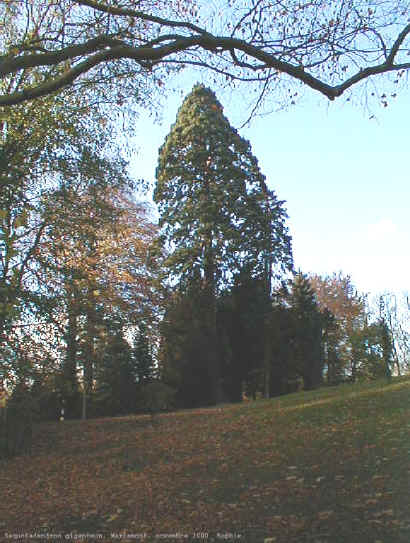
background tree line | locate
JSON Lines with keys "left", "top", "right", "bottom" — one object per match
{"left": 0, "top": 78, "right": 162, "bottom": 447}
{"left": 1, "top": 83, "right": 409, "bottom": 457}
{"left": 154, "top": 85, "right": 403, "bottom": 408}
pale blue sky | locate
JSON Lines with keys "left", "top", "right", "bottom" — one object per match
{"left": 129, "top": 79, "right": 409, "bottom": 297}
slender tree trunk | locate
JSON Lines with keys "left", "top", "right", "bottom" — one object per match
{"left": 203, "top": 246, "right": 221, "bottom": 405}
{"left": 389, "top": 325, "right": 401, "bottom": 377}
{"left": 64, "top": 284, "right": 79, "bottom": 417}
{"left": 261, "top": 181, "right": 273, "bottom": 399}
{"left": 263, "top": 281, "right": 272, "bottom": 399}
{"left": 82, "top": 287, "right": 96, "bottom": 419}
{"left": 201, "top": 174, "right": 221, "bottom": 405}
{"left": 65, "top": 310, "right": 77, "bottom": 381}
{"left": 263, "top": 313, "right": 271, "bottom": 399}
{"left": 351, "top": 355, "right": 358, "bottom": 383}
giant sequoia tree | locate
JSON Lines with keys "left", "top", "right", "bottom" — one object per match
{"left": 154, "top": 84, "right": 292, "bottom": 287}
{"left": 155, "top": 84, "right": 292, "bottom": 405}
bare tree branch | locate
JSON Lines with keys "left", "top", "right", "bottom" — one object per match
{"left": 0, "top": 1, "right": 409, "bottom": 108}
{"left": 75, "top": 0, "right": 208, "bottom": 35}
{"left": 386, "top": 23, "right": 410, "bottom": 64}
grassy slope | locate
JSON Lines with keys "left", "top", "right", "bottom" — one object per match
{"left": 1, "top": 377, "right": 410, "bottom": 543}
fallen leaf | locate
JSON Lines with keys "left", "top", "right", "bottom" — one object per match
{"left": 318, "top": 510, "right": 334, "bottom": 520}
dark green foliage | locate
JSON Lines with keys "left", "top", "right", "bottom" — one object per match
{"left": 0, "top": 383, "right": 36, "bottom": 459}
{"left": 137, "top": 381, "right": 175, "bottom": 419}
{"left": 268, "top": 301, "right": 299, "bottom": 396}
{"left": 378, "top": 318, "right": 394, "bottom": 379}
{"left": 25, "top": 356, "right": 82, "bottom": 422}
{"left": 154, "top": 84, "right": 292, "bottom": 287}
{"left": 352, "top": 318, "right": 394, "bottom": 381}
{"left": 133, "top": 322, "right": 156, "bottom": 385}
{"left": 266, "top": 275, "right": 326, "bottom": 396}
{"left": 94, "top": 325, "right": 137, "bottom": 417}
{"left": 217, "top": 272, "right": 269, "bottom": 402}
{"left": 155, "top": 84, "right": 292, "bottom": 407}
{"left": 30, "top": 375, "right": 62, "bottom": 422}
{"left": 320, "top": 307, "right": 344, "bottom": 385}
{"left": 159, "top": 286, "right": 218, "bottom": 408}
{"left": 286, "top": 273, "right": 325, "bottom": 390}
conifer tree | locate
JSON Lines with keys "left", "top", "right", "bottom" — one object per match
{"left": 154, "top": 84, "right": 292, "bottom": 405}
{"left": 159, "top": 286, "right": 216, "bottom": 408}
{"left": 133, "top": 322, "right": 156, "bottom": 385}
{"left": 287, "top": 273, "right": 324, "bottom": 390}
{"left": 217, "top": 272, "right": 269, "bottom": 402}
{"left": 94, "top": 324, "right": 136, "bottom": 416}
{"left": 154, "top": 84, "right": 292, "bottom": 288}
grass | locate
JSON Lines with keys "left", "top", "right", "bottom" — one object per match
{"left": 1, "top": 377, "right": 410, "bottom": 543}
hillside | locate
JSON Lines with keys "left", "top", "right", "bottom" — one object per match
{"left": 1, "top": 377, "right": 410, "bottom": 543}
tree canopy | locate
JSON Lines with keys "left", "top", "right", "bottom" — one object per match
{"left": 154, "top": 84, "right": 292, "bottom": 289}
{"left": 0, "top": 0, "right": 409, "bottom": 110}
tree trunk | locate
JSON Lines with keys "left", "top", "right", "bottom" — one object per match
{"left": 263, "top": 313, "right": 271, "bottom": 399}
{"left": 201, "top": 175, "right": 221, "bottom": 405}
{"left": 82, "top": 287, "right": 97, "bottom": 419}
{"left": 203, "top": 255, "right": 221, "bottom": 405}
{"left": 64, "top": 284, "right": 79, "bottom": 417}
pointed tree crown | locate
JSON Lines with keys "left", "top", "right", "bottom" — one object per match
{"left": 154, "top": 84, "right": 292, "bottom": 288}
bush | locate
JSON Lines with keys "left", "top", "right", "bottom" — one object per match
{"left": 0, "top": 385, "right": 37, "bottom": 459}
{"left": 137, "top": 381, "right": 176, "bottom": 419}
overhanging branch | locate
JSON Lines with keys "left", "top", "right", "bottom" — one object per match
{"left": 1, "top": 25, "right": 410, "bottom": 106}
{"left": 386, "top": 23, "right": 410, "bottom": 64}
